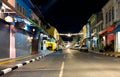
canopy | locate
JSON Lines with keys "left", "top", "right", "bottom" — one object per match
{"left": 107, "top": 25, "right": 120, "bottom": 34}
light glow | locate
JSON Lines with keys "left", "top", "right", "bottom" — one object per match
{"left": 67, "top": 33, "right": 71, "bottom": 37}
{"left": 5, "top": 16, "right": 13, "bottom": 22}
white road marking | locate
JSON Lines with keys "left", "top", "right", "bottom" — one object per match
{"left": 59, "top": 61, "right": 64, "bottom": 77}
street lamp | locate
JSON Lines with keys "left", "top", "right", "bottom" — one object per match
{"left": 67, "top": 33, "right": 71, "bottom": 37}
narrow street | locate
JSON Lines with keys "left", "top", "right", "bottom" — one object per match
{"left": 1, "top": 0, "right": 120, "bottom": 77}
{"left": 1, "top": 49, "right": 120, "bottom": 77}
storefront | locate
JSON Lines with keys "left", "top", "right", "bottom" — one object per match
{"left": 106, "top": 25, "right": 115, "bottom": 45}
{"left": 98, "top": 29, "right": 107, "bottom": 49}
{"left": 0, "top": 18, "right": 10, "bottom": 58}
{"left": 91, "top": 33, "right": 98, "bottom": 49}
{"left": 108, "top": 25, "right": 120, "bottom": 52}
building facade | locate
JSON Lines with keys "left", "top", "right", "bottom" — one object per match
{"left": 0, "top": 0, "right": 44, "bottom": 59}
{"left": 88, "top": 14, "right": 97, "bottom": 49}
{"left": 102, "top": 0, "right": 117, "bottom": 52}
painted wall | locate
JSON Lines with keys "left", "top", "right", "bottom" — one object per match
{"left": 7, "top": 0, "right": 15, "bottom": 7}
{"left": 83, "top": 25, "right": 86, "bottom": 39}
{"left": 16, "top": 0, "right": 31, "bottom": 18}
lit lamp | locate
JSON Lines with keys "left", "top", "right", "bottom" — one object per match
{"left": 67, "top": 33, "right": 71, "bottom": 37}
{"left": 32, "top": 28, "right": 35, "bottom": 32}
{"left": 5, "top": 16, "right": 13, "bottom": 22}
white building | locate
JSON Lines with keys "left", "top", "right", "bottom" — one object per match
{"left": 102, "top": 0, "right": 120, "bottom": 52}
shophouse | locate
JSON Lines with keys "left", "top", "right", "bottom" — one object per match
{"left": 102, "top": 0, "right": 118, "bottom": 52}
{"left": 105, "top": 0, "right": 120, "bottom": 52}
{"left": 80, "top": 25, "right": 87, "bottom": 45}
{"left": 0, "top": 0, "right": 43, "bottom": 58}
{"left": 88, "top": 11, "right": 104, "bottom": 51}
{"left": 88, "top": 14, "right": 97, "bottom": 50}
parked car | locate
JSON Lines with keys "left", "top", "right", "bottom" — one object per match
{"left": 79, "top": 45, "right": 88, "bottom": 52}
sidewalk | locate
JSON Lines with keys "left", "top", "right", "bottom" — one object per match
{"left": 0, "top": 50, "right": 54, "bottom": 76}
{"left": 0, "top": 50, "right": 53, "bottom": 64}
{"left": 89, "top": 49, "right": 120, "bottom": 57}
{"left": 40, "top": 50, "right": 53, "bottom": 55}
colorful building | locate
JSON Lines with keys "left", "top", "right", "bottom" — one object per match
{"left": 88, "top": 14, "right": 97, "bottom": 49}
{"left": 106, "top": 0, "right": 120, "bottom": 52}
{"left": 86, "top": 23, "right": 90, "bottom": 48}
{"left": 46, "top": 25, "right": 59, "bottom": 41}
{"left": 46, "top": 25, "right": 59, "bottom": 51}
{"left": 101, "top": 0, "right": 116, "bottom": 52}
{"left": 0, "top": 0, "right": 43, "bottom": 59}
{"left": 80, "top": 25, "right": 86, "bottom": 45}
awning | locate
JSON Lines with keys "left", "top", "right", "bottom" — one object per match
{"left": 107, "top": 25, "right": 120, "bottom": 34}
{"left": 98, "top": 29, "right": 107, "bottom": 35}
{"left": 106, "top": 25, "right": 115, "bottom": 32}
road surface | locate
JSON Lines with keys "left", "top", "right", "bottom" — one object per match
{"left": 1, "top": 49, "right": 120, "bottom": 77}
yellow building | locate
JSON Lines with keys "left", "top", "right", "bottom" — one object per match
{"left": 46, "top": 25, "right": 60, "bottom": 51}
{"left": 80, "top": 25, "right": 86, "bottom": 45}
{"left": 83, "top": 25, "right": 86, "bottom": 39}
{"left": 46, "top": 26, "right": 59, "bottom": 41}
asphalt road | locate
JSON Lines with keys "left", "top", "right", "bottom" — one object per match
{"left": 1, "top": 49, "right": 120, "bottom": 77}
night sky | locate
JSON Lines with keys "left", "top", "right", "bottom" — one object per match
{"left": 31, "top": 0, "right": 108, "bottom": 41}
{"left": 31, "top": 0, "right": 108, "bottom": 33}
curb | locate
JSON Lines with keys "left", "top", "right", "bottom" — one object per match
{"left": 0, "top": 54, "right": 42, "bottom": 65}
{"left": 0, "top": 52, "right": 52, "bottom": 76}
{"left": 90, "top": 51, "right": 120, "bottom": 58}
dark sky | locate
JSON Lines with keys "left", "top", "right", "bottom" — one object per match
{"left": 33, "top": 0, "right": 108, "bottom": 33}
{"left": 31, "top": 0, "right": 108, "bottom": 34}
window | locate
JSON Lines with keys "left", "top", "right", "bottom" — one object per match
{"left": 118, "top": 1, "right": 120, "bottom": 18}
{"left": 101, "top": 24, "right": 103, "bottom": 30}
{"left": 16, "top": 2, "right": 27, "bottom": 16}
{"left": 19, "top": 6, "right": 22, "bottom": 12}
{"left": 105, "top": 12, "right": 108, "bottom": 24}
{"left": 16, "top": 3, "right": 19, "bottom": 10}
{"left": 112, "top": 7, "right": 114, "bottom": 20}
{"left": 109, "top": 9, "right": 111, "bottom": 22}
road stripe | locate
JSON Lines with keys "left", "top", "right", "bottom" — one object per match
{"left": 59, "top": 61, "right": 64, "bottom": 77}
